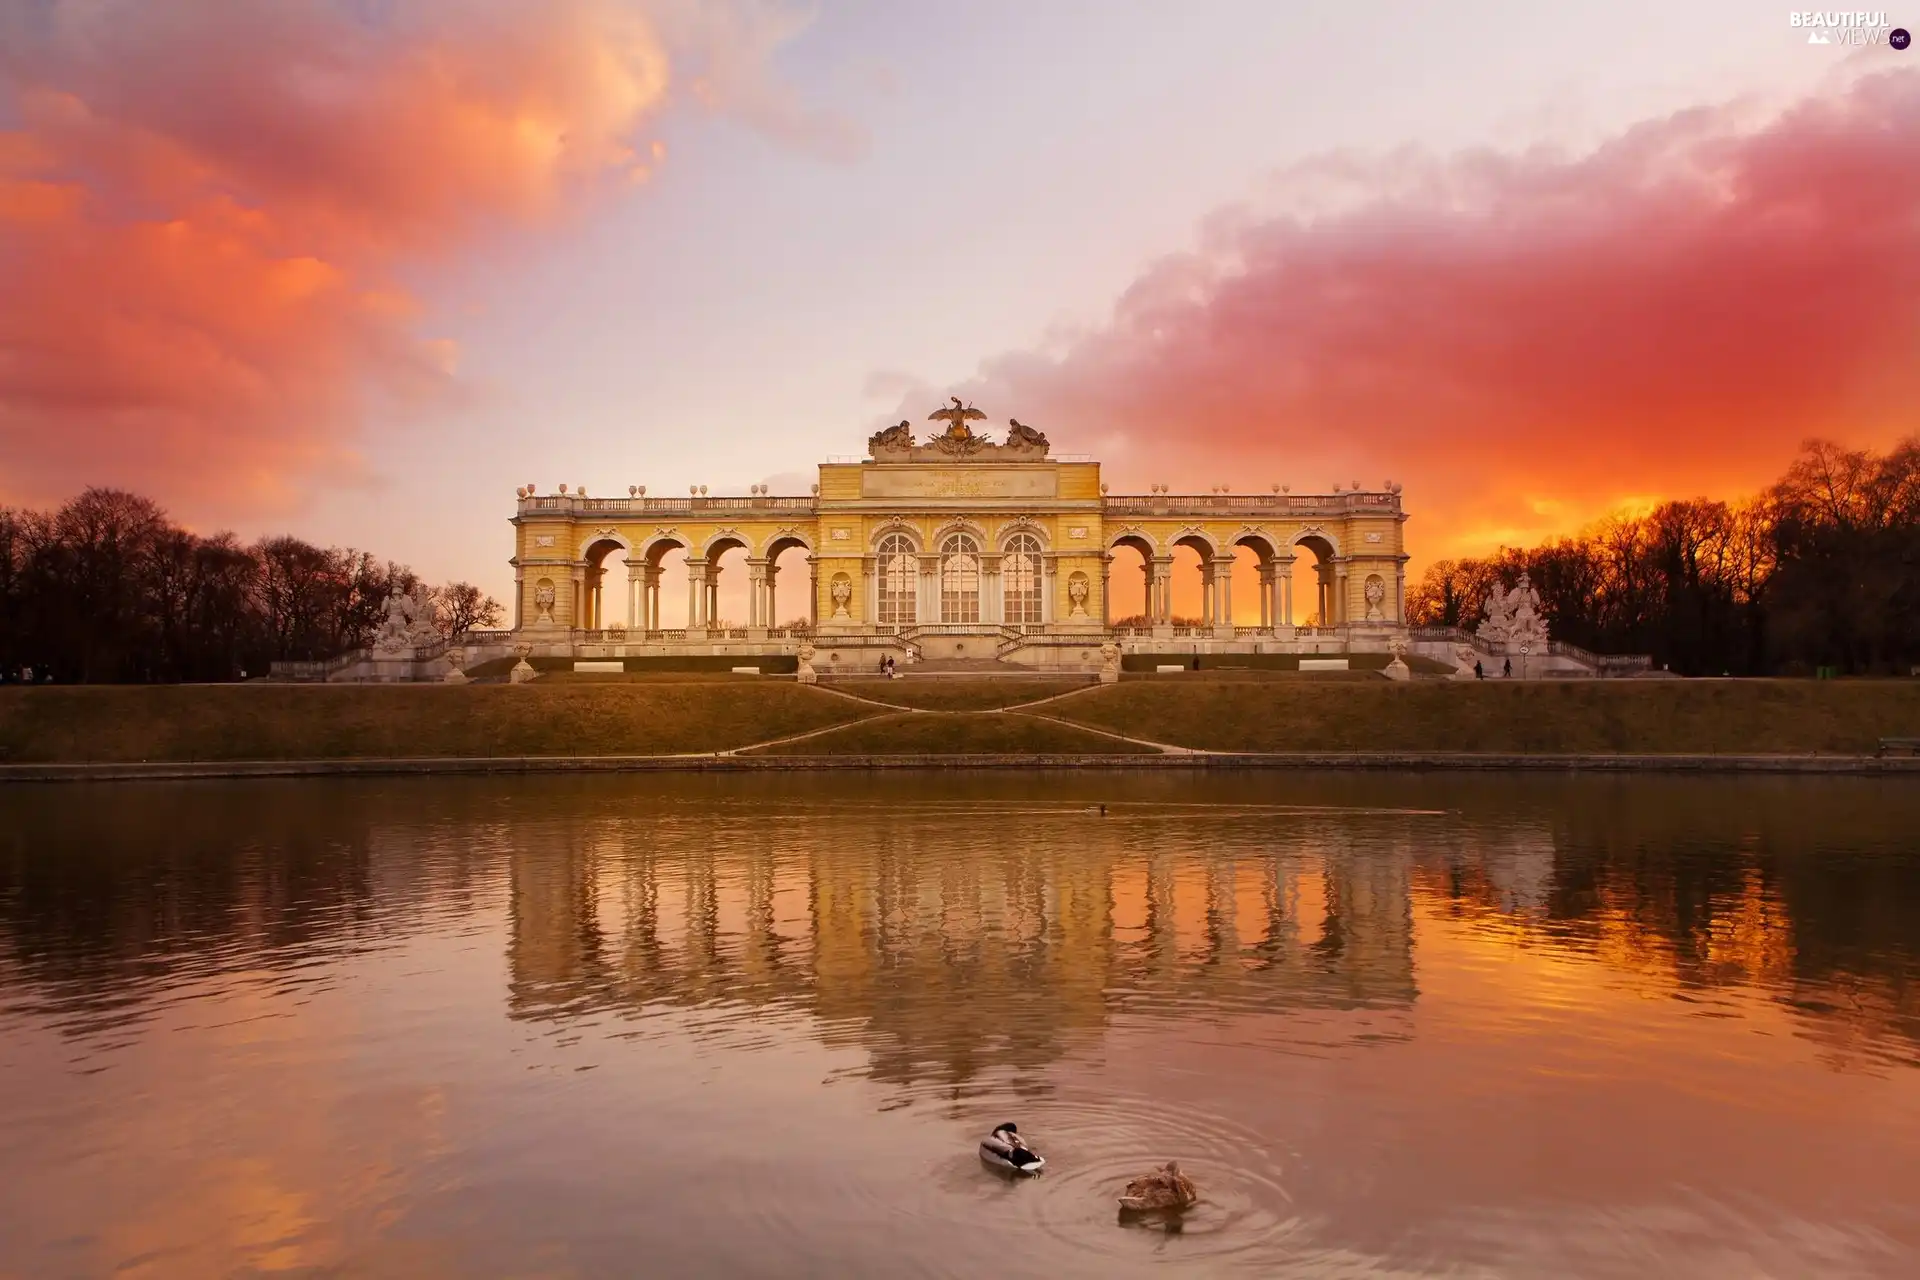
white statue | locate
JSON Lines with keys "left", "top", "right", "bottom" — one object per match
{"left": 1068, "top": 573, "right": 1091, "bottom": 618}
{"left": 374, "top": 590, "right": 414, "bottom": 653}
{"left": 1451, "top": 643, "right": 1479, "bottom": 681}
{"left": 1383, "top": 633, "right": 1411, "bottom": 681}
{"left": 510, "top": 642, "right": 537, "bottom": 684}
{"left": 796, "top": 640, "right": 818, "bottom": 685}
{"left": 829, "top": 575, "right": 853, "bottom": 619}
{"left": 1098, "top": 640, "right": 1122, "bottom": 684}
{"left": 533, "top": 581, "right": 557, "bottom": 625}
{"left": 1364, "top": 574, "right": 1387, "bottom": 622}
{"left": 405, "top": 584, "right": 442, "bottom": 647}
{"left": 442, "top": 646, "right": 469, "bottom": 684}
{"left": 1477, "top": 572, "right": 1548, "bottom": 652}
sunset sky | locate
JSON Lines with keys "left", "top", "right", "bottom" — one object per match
{"left": 2, "top": 0, "right": 1916, "bottom": 612}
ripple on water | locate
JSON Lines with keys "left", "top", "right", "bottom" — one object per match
{"left": 939, "top": 1092, "right": 1306, "bottom": 1268}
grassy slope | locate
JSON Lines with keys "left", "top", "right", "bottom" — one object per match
{"left": 0, "top": 684, "right": 878, "bottom": 762}
{"left": 1048, "top": 679, "right": 1920, "bottom": 754}
{"left": 824, "top": 679, "right": 1090, "bottom": 710}
{"left": 747, "top": 711, "right": 1155, "bottom": 755}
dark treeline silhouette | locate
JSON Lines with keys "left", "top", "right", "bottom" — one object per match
{"left": 1409, "top": 439, "right": 1920, "bottom": 675}
{"left": 0, "top": 489, "right": 502, "bottom": 683}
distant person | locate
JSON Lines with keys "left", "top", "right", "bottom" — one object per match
{"left": 1503, "top": 657, "right": 1512, "bottom": 679}
{"left": 1475, "top": 660, "right": 1484, "bottom": 680}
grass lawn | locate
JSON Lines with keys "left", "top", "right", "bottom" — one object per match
{"left": 746, "top": 711, "right": 1155, "bottom": 755}
{"left": 824, "top": 678, "right": 1091, "bottom": 711}
{"left": 0, "top": 683, "right": 879, "bottom": 763}
{"left": 1048, "top": 679, "right": 1920, "bottom": 754}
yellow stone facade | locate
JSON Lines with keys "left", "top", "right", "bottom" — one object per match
{"left": 507, "top": 408, "right": 1410, "bottom": 669}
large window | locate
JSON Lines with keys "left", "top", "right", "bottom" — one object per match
{"left": 1002, "top": 533, "right": 1042, "bottom": 625}
{"left": 939, "top": 532, "right": 981, "bottom": 623}
{"left": 877, "top": 533, "right": 916, "bottom": 625}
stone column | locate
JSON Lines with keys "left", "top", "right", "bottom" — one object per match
{"left": 745, "top": 559, "right": 769, "bottom": 638}
{"left": 1334, "top": 562, "right": 1349, "bottom": 626}
{"left": 685, "top": 558, "right": 707, "bottom": 638}
{"left": 571, "top": 567, "right": 587, "bottom": 630}
{"left": 1100, "top": 555, "right": 1112, "bottom": 627}
{"left": 1150, "top": 556, "right": 1175, "bottom": 637}
{"left": 1042, "top": 556, "right": 1057, "bottom": 626}
{"left": 1256, "top": 565, "right": 1273, "bottom": 631}
{"left": 1395, "top": 564, "right": 1407, "bottom": 624}
{"left": 1216, "top": 559, "right": 1233, "bottom": 633}
{"left": 513, "top": 565, "right": 525, "bottom": 631}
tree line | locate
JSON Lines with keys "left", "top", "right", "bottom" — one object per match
{"left": 0, "top": 489, "right": 503, "bottom": 683}
{"left": 1408, "top": 439, "right": 1920, "bottom": 676}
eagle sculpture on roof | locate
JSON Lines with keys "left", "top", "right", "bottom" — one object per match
{"left": 927, "top": 397, "right": 989, "bottom": 455}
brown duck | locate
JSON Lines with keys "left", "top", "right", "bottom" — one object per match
{"left": 1117, "top": 1161, "right": 1197, "bottom": 1212}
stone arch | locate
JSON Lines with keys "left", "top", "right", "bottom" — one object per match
{"left": 930, "top": 517, "right": 988, "bottom": 549}
{"left": 701, "top": 532, "right": 752, "bottom": 630}
{"left": 762, "top": 531, "right": 814, "bottom": 630}
{"left": 1229, "top": 530, "right": 1288, "bottom": 630}
{"left": 579, "top": 534, "right": 630, "bottom": 630}
{"left": 996, "top": 519, "right": 1050, "bottom": 551}
{"left": 1107, "top": 532, "right": 1158, "bottom": 627}
{"left": 1291, "top": 530, "right": 1341, "bottom": 626}
{"left": 869, "top": 521, "right": 922, "bottom": 552}
{"left": 631, "top": 532, "right": 693, "bottom": 630}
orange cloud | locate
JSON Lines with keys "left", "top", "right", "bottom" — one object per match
{"left": 947, "top": 70, "right": 1920, "bottom": 561}
{"left": 0, "top": 0, "right": 676, "bottom": 511}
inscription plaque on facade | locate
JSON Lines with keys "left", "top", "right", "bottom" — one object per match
{"left": 862, "top": 468, "right": 1059, "bottom": 500}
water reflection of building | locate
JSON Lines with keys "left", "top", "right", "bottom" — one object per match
{"left": 504, "top": 811, "right": 1420, "bottom": 1086}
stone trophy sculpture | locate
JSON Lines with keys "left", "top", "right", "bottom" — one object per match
{"left": 796, "top": 640, "right": 818, "bottom": 685}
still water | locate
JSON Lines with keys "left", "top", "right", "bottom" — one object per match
{"left": 2, "top": 772, "right": 1918, "bottom": 1278}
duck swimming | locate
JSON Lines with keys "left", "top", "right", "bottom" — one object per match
{"left": 1117, "top": 1161, "right": 1197, "bottom": 1212}
{"left": 979, "top": 1122, "right": 1045, "bottom": 1175}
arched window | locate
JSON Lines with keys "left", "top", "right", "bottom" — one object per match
{"left": 877, "top": 533, "right": 916, "bottom": 625}
{"left": 1002, "top": 532, "right": 1042, "bottom": 625}
{"left": 939, "top": 532, "right": 981, "bottom": 623}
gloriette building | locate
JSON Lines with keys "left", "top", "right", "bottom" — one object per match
{"left": 505, "top": 402, "right": 1415, "bottom": 673}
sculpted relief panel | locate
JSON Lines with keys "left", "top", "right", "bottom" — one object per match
{"left": 862, "top": 469, "right": 1059, "bottom": 500}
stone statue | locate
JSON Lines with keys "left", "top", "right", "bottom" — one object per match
{"left": 1364, "top": 574, "right": 1387, "bottom": 622}
{"left": 1006, "top": 418, "right": 1049, "bottom": 452}
{"left": 1067, "top": 572, "right": 1091, "bottom": 618}
{"left": 405, "top": 583, "right": 441, "bottom": 647}
{"left": 927, "top": 397, "right": 988, "bottom": 454}
{"left": 1098, "top": 640, "right": 1122, "bottom": 684}
{"left": 509, "top": 642, "right": 537, "bottom": 684}
{"left": 1477, "top": 571, "right": 1548, "bottom": 652}
{"left": 533, "top": 581, "right": 557, "bottom": 625}
{"left": 830, "top": 574, "right": 853, "bottom": 618}
{"left": 442, "top": 646, "right": 469, "bottom": 684}
{"left": 1451, "top": 643, "right": 1479, "bottom": 681}
{"left": 374, "top": 590, "right": 413, "bottom": 653}
{"left": 796, "top": 640, "right": 818, "bottom": 685}
{"left": 868, "top": 420, "right": 913, "bottom": 455}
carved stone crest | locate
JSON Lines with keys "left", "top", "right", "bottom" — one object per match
{"left": 829, "top": 573, "right": 853, "bottom": 618}
{"left": 1067, "top": 571, "right": 1091, "bottom": 618}
{"left": 867, "top": 399, "right": 1052, "bottom": 461}
{"left": 533, "top": 579, "right": 557, "bottom": 625}
{"left": 1477, "top": 571, "right": 1549, "bottom": 652}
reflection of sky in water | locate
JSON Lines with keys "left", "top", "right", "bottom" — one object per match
{"left": 1, "top": 773, "right": 1917, "bottom": 1276}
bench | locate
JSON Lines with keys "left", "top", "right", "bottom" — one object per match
{"left": 1878, "top": 737, "right": 1920, "bottom": 758}
{"left": 572, "top": 661, "right": 623, "bottom": 673}
{"left": 1299, "top": 658, "right": 1350, "bottom": 672}
{"left": 730, "top": 666, "right": 761, "bottom": 675}
{"left": 1155, "top": 664, "right": 1187, "bottom": 673}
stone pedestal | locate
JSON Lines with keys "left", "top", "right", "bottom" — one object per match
{"left": 1383, "top": 657, "right": 1411, "bottom": 681}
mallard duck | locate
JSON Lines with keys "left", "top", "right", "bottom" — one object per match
{"left": 1118, "top": 1161, "right": 1197, "bottom": 1211}
{"left": 979, "top": 1122, "right": 1045, "bottom": 1175}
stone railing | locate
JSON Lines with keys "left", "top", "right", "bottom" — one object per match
{"left": 1411, "top": 625, "right": 1476, "bottom": 645}
{"left": 460, "top": 629, "right": 514, "bottom": 646}
{"left": 1101, "top": 491, "right": 1400, "bottom": 518}
{"left": 1596, "top": 652, "right": 1654, "bottom": 672}
{"left": 518, "top": 494, "right": 815, "bottom": 516}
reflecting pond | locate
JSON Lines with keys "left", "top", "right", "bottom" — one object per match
{"left": 2, "top": 772, "right": 1918, "bottom": 1277}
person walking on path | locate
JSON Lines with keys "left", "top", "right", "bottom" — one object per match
{"left": 1475, "top": 660, "right": 1484, "bottom": 680}
{"left": 1503, "top": 657, "right": 1512, "bottom": 678}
